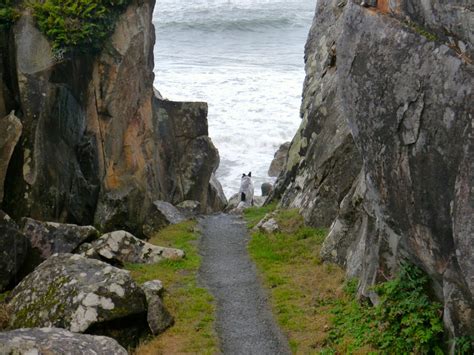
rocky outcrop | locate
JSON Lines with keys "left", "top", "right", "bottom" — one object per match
{"left": 80, "top": 230, "right": 185, "bottom": 265}
{"left": 274, "top": 0, "right": 473, "bottom": 343}
{"left": 271, "top": 0, "right": 363, "bottom": 227}
{"left": 0, "top": 0, "right": 225, "bottom": 238}
{"left": 0, "top": 112, "right": 22, "bottom": 204}
{"left": 21, "top": 218, "right": 99, "bottom": 262}
{"left": 268, "top": 142, "right": 290, "bottom": 177}
{"left": 0, "top": 328, "right": 127, "bottom": 355}
{"left": 0, "top": 211, "right": 29, "bottom": 291}
{"left": 9, "top": 253, "right": 146, "bottom": 333}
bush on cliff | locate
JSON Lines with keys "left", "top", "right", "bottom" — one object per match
{"left": 0, "top": 0, "right": 18, "bottom": 30}
{"left": 27, "top": 0, "right": 131, "bottom": 54}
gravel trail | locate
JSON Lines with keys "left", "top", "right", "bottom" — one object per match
{"left": 199, "top": 213, "right": 290, "bottom": 355}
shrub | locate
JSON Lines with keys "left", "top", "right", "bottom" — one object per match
{"left": 27, "top": 0, "right": 131, "bottom": 54}
{"left": 0, "top": 0, "right": 18, "bottom": 30}
{"left": 329, "top": 263, "right": 445, "bottom": 353}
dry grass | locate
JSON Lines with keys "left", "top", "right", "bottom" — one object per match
{"left": 0, "top": 302, "right": 10, "bottom": 331}
{"left": 126, "top": 221, "right": 218, "bottom": 355}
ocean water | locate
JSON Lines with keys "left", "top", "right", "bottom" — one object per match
{"left": 152, "top": 0, "right": 315, "bottom": 197}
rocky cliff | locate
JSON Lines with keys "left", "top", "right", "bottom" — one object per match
{"left": 0, "top": 0, "right": 226, "bottom": 237}
{"left": 274, "top": 0, "right": 473, "bottom": 346}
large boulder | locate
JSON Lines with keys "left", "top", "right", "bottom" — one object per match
{"left": 81, "top": 230, "right": 185, "bottom": 265}
{"left": 0, "top": 211, "right": 29, "bottom": 292}
{"left": 21, "top": 218, "right": 99, "bottom": 263}
{"left": 8, "top": 253, "right": 147, "bottom": 333}
{"left": 0, "top": 112, "right": 22, "bottom": 204}
{"left": 0, "top": 328, "right": 127, "bottom": 355}
{"left": 268, "top": 142, "right": 290, "bottom": 177}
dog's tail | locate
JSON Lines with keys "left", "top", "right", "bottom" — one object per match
{"left": 241, "top": 192, "right": 246, "bottom": 202}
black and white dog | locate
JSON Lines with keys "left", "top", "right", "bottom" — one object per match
{"left": 239, "top": 172, "right": 254, "bottom": 206}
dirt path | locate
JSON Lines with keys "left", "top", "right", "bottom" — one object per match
{"left": 199, "top": 214, "right": 290, "bottom": 355}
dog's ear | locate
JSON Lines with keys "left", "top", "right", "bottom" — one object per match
{"left": 242, "top": 173, "right": 246, "bottom": 177}
{"left": 248, "top": 172, "right": 252, "bottom": 177}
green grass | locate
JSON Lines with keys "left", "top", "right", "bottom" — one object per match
{"left": 244, "top": 207, "right": 449, "bottom": 354}
{"left": 243, "top": 202, "right": 277, "bottom": 228}
{"left": 125, "top": 221, "right": 218, "bottom": 354}
{"left": 245, "top": 207, "right": 348, "bottom": 353}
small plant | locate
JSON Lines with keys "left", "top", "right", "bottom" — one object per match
{"left": 329, "top": 264, "right": 445, "bottom": 353}
{"left": 27, "top": 0, "right": 131, "bottom": 54}
{"left": 372, "top": 263, "right": 444, "bottom": 353}
{"left": 0, "top": 0, "right": 18, "bottom": 30}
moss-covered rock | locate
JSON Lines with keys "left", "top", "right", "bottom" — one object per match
{"left": 8, "top": 253, "right": 146, "bottom": 333}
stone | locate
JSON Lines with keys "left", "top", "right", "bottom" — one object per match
{"left": 8, "top": 253, "right": 147, "bottom": 334}
{"left": 177, "top": 200, "right": 201, "bottom": 216}
{"left": 21, "top": 217, "right": 99, "bottom": 261}
{"left": 0, "top": 328, "right": 127, "bottom": 355}
{"left": 260, "top": 219, "right": 280, "bottom": 234}
{"left": 225, "top": 193, "right": 241, "bottom": 212}
{"left": 268, "top": 142, "right": 290, "bottom": 177}
{"left": 261, "top": 183, "right": 273, "bottom": 197}
{"left": 275, "top": 0, "right": 474, "bottom": 341}
{"left": 207, "top": 173, "right": 228, "bottom": 212}
{"left": 141, "top": 280, "right": 173, "bottom": 335}
{"left": 253, "top": 196, "right": 266, "bottom": 208}
{"left": 0, "top": 111, "right": 22, "bottom": 204}
{"left": 0, "top": 211, "right": 29, "bottom": 292}
{"left": 142, "top": 201, "right": 187, "bottom": 237}
{"left": 81, "top": 230, "right": 185, "bottom": 265}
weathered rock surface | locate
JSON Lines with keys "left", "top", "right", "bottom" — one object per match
{"left": 0, "top": 328, "right": 127, "bottom": 355}
{"left": 274, "top": 0, "right": 474, "bottom": 342}
{"left": 0, "top": 112, "right": 22, "bottom": 204}
{"left": 21, "top": 218, "right": 99, "bottom": 262}
{"left": 142, "top": 200, "right": 187, "bottom": 237}
{"left": 176, "top": 200, "right": 201, "bottom": 216}
{"left": 268, "top": 142, "right": 290, "bottom": 177}
{"left": 261, "top": 183, "right": 273, "bottom": 197}
{"left": 0, "top": 211, "right": 29, "bottom": 291}
{"left": 270, "top": 0, "right": 362, "bottom": 227}
{"left": 81, "top": 230, "right": 185, "bottom": 265}
{"left": 9, "top": 253, "right": 146, "bottom": 333}
{"left": 257, "top": 218, "right": 280, "bottom": 234}
{"left": 141, "top": 280, "right": 173, "bottom": 335}
{"left": 1, "top": 0, "right": 225, "bottom": 238}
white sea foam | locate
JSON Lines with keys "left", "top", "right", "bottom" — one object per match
{"left": 153, "top": 0, "right": 315, "bottom": 197}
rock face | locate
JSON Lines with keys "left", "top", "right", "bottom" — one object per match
{"left": 21, "top": 218, "right": 99, "bottom": 262}
{"left": 0, "top": 211, "right": 29, "bottom": 291}
{"left": 0, "top": 112, "right": 22, "bottom": 204}
{"left": 268, "top": 142, "right": 290, "bottom": 177}
{"left": 0, "top": 328, "right": 127, "bottom": 355}
{"left": 81, "top": 230, "right": 185, "bottom": 265}
{"left": 9, "top": 253, "right": 146, "bottom": 333}
{"left": 0, "top": 0, "right": 224, "bottom": 238}
{"left": 274, "top": 0, "right": 473, "bottom": 342}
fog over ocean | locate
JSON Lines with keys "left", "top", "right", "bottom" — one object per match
{"left": 152, "top": 0, "right": 315, "bottom": 197}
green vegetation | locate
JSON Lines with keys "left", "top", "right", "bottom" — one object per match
{"left": 244, "top": 206, "right": 448, "bottom": 354}
{"left": 244, "top": 206, "right": 347, "bottom": 353}
{"left": 403, "top": 20, "right": 438, "bottom": 42}
{"left": 328, "top": 265, "right": 444, "bottom": 353}
{"left": 27, "top": 0, "right": 131, "bottom": 53}
{"left": 126, "top": 221, "right": 218, "bottom": 354}
{"left": 0, "top": 0, "right": 18, "bottom": 30}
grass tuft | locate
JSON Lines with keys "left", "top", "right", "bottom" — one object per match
{"left": 126, "top": 221, "right": 218, "bottom": 354}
